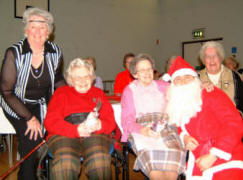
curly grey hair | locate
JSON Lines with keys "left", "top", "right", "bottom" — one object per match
{"left": 65, "top": 58, "right": 96, "bottom": 86}
{"left": 129, "top": 53, "right": 155, "bottom": 76}
{"left": 23, "top": 7, "right": 54, "bottom": 34}
{"left": 199, "top": 41, "right": 225, "bottom": 64}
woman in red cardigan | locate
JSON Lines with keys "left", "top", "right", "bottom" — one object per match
{"left": 44, "top": 58, "right": 116, "bottom": 180}
{"left": 114, "top": 52, "right": 135, "bottom": 95}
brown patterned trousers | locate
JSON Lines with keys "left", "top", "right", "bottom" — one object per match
{"left": 47, "top": 134, "right": 113, "bottom": 180}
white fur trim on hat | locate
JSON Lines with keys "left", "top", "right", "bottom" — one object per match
{"left": 162, "top": 73, "right": 171, "bottom": 82}
{"left": 171, "top": 68, "right": 198, "bottom": 81}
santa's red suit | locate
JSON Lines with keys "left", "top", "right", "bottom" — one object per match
{"left": 179, "top": 87, "right": 243, "bottom": 180}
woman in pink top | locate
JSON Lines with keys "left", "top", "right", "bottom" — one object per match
{"left": 121, "top": 53, "right": 186, "bottom": 180}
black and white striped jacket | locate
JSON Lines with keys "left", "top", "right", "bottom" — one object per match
{"left": 1, "top": 38, "right": 62, "bottom": 120}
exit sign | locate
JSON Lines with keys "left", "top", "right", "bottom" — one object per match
{"left": 192, "top": 28, "right": 205, "bottom": 39}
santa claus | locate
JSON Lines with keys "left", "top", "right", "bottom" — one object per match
{"left": 165, "top": 56, "right": 243, "bottom": 180}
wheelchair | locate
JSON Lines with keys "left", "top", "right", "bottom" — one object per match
{"left": 37, "top": 143, "right": 126, "bottom": 180}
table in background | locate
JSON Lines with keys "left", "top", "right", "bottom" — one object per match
{"left": 0, "top": 107, "right": 16, "bottom": 165}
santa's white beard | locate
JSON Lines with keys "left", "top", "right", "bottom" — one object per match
{"left": 165, "top": 78, "right": 202, "bottom": 127}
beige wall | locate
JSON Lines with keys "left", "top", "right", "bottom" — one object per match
{"left": 159, "top": 0, "right": 243, "bottom": 70}
{"left": 1, "top": 0, "right": 243, "bottom": 80}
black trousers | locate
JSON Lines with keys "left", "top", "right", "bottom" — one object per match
{"left": 4, "top": 110, "right": 42, "bottom": 180}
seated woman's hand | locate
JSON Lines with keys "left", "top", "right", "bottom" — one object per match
{"left": 201, "top": 81, "right": 214, "bottom": 92}
{"left": 88, "top": 119, "right": 102, "bottom": 132}
{"left": 85, "top": 112, "right": 101, "bottom": 132}
{"left": 77, "top": 123, "right": 91, "bottom": 137}
{"left": 140, "top": 126, "right": 160, "bottom": 139}
{"left": 184, "top": 135, "right": 199, "bottom": 151}
{"left": 25, "top": 116, "right": 43, "bottom": 141}
{"left": 196, "top": 153, "right": 217, "bottom": 171}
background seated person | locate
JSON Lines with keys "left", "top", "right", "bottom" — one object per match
{"left": 44, "top": 58, "right": 116, "bottom": 180}
{"left": 161, "top": 55, "right": 177, "bottom": 81}
{"left": 153, "top": 69, "right": 162, "bottom": 80}
{"left": 165, "top": 56, "right": 243, "bottom": 180}
{"left": 84, "top": 56, "right": 104, "bottom": 90}
{"left": 198, "top": 41, "right": 243, "bottom": 114}
{"left": 121, "top": 53, "right": 186, "bottom": 180}
{"left": 223, "top": 56, "right": 243, "bottom": 81}
{"left": 223, "top": 56, "right": 239, "bottom": 72}
{"left": 114, "top": 52, "right": 135, "bottom": 95}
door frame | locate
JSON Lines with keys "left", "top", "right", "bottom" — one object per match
{"left": 182, "top": 37, "right": 223, "bottom": 58}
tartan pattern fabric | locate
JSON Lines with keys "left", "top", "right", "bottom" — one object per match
{"left": 81, "top": 134, "right": 112, "bottom": 180}
{"left": 133, "top": 149, "right": 186, "bottom": 177}
{"left": 160, "top": 124, "right": 184, "bottom": 150}
{"left": 129, "top": 115, "right": 186, "bottom": 177}
{"left": 47, "top": 134, "right": 113, "bottom": 180}
{"left": 136, "top": 112, "right": 164, "bottom": 127}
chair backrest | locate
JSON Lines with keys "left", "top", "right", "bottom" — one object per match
{"left": 103, "top": 80, "right": 115, "bottom": 95}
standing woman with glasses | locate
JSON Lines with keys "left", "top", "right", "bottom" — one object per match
{"left": 0, "top": 7, "right": 65, "bottom": 179}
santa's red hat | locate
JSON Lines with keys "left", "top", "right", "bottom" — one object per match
{"left": 162, "top": 56, "right": 198, "bottom": 82}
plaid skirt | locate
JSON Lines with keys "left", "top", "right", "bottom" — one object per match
{"left": 47, "top": 134, "right": 113, "bottom": 180}
{"left": 129, "top": 114, "right": 186, "bottom": 177}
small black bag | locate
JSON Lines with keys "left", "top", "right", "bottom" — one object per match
{"left": 64, "top": 112, "right": 90, "bottom": 125}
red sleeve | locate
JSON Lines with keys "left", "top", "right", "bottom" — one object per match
{"left": 208, "top": 89, "right": 243, "bottom": 153}
{"left": 95, "top": 91, "right": 116, "bottom": 134}
{"left": 114, "top": 72, "right": 123, "bottom": 94}
{"left": 44, "top": 88, "right": 80, "bottom": 138}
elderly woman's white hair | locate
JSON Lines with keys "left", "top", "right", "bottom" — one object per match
{"left": 199, "top": 41, "right": 225, "bottom": 64}
{"left": 23, "top": 7, "right": 54, "bottom": 34}
{"left": 65, "top": 58, "right": 96, "bottom": 86}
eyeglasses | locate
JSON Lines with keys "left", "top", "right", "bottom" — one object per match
{"left": 28, "top": 20, "right": 46, "bottom": 23}
{"left": 137, "top": 68, "right": 153, "bottom": 73}
{"left": 174, "top": 75, "right": 195, "bottom": 86}
{"left": 72, "top": 75, "right": 91, "bottom": 81}
{"left": 205, "top": 54, "right": 219, "bottom": 60}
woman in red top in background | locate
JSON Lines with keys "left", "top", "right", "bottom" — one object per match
{"left": 44, "top": 58, "right": 116, "bottom": 180}
{"left": 114, "top": 52, "right": 135, "bottom": 95}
